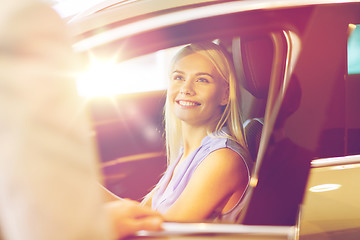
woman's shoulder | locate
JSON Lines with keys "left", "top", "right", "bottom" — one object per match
{"left": 201, "top": 131, "right": 253, "bottom": 171}
{"left": 207, "top": 147, "right": 242, "bottom": 162}
{"left": 203, "top": 133, "right": 245, "bottom": 156}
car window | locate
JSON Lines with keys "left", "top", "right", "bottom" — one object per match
{"left": 348, "top": 24, "right": 360, "bottom": 75}
{"left": 346, "top": 23, "right": 360, "bottom": 156}
{"left": 76, "top": 46, "right": 183, "bottom": 97}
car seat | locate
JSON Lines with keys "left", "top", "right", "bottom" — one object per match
{"left": 243, "top": 118, "right": 264, "bottom": 161}
{"left": 232, "top": 34, "right": 274, "bottom": 162}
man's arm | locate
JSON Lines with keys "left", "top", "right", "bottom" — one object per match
{"left": 0, "top": 1, "right": 162, "bottom": 239}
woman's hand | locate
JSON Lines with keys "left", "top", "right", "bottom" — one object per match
{"left": 105, "top": 199, "right": 163, "bottom": 239}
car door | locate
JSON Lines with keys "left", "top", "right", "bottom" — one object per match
{"left": 68, "top": 1, "right": 360, "bottom": 239}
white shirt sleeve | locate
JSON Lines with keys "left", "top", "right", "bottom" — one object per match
{"left": 0, "top": 1, "right": 112, "bottom": 239}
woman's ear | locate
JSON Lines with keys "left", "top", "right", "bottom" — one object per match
{"left": 220, "top": 86, "right": 229, "bottom": 106}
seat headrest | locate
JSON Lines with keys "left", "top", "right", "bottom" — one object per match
{"left": 232, "top": 35, "right": 274, "bottom": 99}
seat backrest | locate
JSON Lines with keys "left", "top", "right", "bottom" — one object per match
{"left": 243, "top": 118, "right": 263, "bottom": 162}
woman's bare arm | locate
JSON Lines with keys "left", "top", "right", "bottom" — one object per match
{"left": 163, "top": 148, "right": 248, "bottom": 222}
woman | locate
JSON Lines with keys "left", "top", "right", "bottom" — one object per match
{"left": 142, "top": 42, "right": 253, "bottom": 223}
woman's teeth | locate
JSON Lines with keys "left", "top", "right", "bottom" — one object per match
{"left": 178, "top": 101, "right": 198, "bottom": 106}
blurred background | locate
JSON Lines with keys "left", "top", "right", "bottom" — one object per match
{"left": 45, "top": 0, "right": 107, "bottom": 19}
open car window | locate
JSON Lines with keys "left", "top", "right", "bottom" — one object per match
{"left": 78, "top": 26, "right": 304, "bottom": 225}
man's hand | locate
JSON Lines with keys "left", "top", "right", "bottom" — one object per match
{"left": 105, "top": 199, "right": 163, "bottom": 239}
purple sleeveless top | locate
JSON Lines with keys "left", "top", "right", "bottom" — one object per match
{"left": 151, "top": 128, "right": 252, "bottom": 223}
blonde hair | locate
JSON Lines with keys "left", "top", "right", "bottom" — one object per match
{"left": 165, "top": 42, "right": 248, "bottom": 164}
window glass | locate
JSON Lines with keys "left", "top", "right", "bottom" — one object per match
{"left": 346, "top": 24, "right": 360, "bottom": 156}
{"left": 348, "top": 24, "right": 360, "bottom": 75}
{"left": 76, "top": 46, "right": 182, "bottom": 97}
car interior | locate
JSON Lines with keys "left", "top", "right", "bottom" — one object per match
{"left": 87, "top": 29, "right": 293, "bottom": 220}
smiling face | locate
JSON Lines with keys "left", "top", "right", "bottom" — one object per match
{"left": 168, "top": 52, "right": 229, "bottom": 128}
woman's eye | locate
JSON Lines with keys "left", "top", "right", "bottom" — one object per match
{"left": 197, "top": 78, "right": 209, "bottom": 83}
{"left": 172, "top": 75, "right": 184, "bottom": 81}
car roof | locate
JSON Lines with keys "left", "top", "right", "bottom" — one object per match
{"left": 69, "top": 0, "right": 358, "bottom": 45}
{"left": 68, "top": 0, "right": 225, "bottom": 32}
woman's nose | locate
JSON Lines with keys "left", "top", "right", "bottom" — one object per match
{"left": 179, "top": 80, "right": 195, "bottom": 96}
